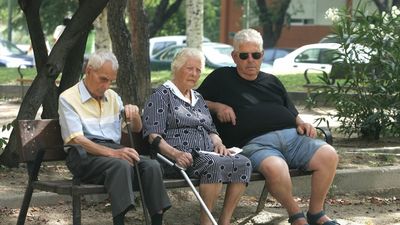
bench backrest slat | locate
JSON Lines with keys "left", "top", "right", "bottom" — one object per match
{"left": 18, "top": 119, "right": 66, "bottom": 163}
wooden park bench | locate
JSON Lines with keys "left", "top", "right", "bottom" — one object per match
{"left": 16, "top": 119, "right": 332, "bottom": 225}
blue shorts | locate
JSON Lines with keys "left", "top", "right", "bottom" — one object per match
{"left": 241, "top": 128, "right": 327, "bottom": 171}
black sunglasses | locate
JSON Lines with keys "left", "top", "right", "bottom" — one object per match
{"left": 238, "top": 52, "right": 262, "bottom": 60}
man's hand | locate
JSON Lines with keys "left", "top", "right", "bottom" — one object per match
{"left": 111, "top": 147, "right": 140, "bottom": 166}
{"left": 123, "top": 104, "right": 142, "bottom": 132}
{"left": 174, "top": 151, "right": 193, "bottom": 168}
{"left": 297, "top": 122, "right": 317, "bottom": 138}
{"left": 124, "top": 104, "right": 140, "bottom": 121}
{"left": 215, "top": 102, "right": 237, "bottom": 125}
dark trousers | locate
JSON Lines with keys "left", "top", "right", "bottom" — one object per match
{"left": 65, "top": 142, "right": 171, "bottom": 217}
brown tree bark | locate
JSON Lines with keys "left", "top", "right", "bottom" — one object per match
{"left": 148, "top": 0, "right": 183, "bottom": 37}
{"left": 256, "top": 0, "right": 291, "bottom": 48}
{"left": 129, "top": 0, "right": 151, "bottom": 107}
{"left": 372, "top": 0, "right": 390, "bottom": 12}
{"left": 0, "top": 0, "right": 109, "bottom": 167}
{"left": 107, "top": 0, "right": 138, "bottom": 107}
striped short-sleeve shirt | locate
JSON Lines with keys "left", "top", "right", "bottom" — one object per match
{"left": 58, "top": 80, "right": 124, "bottom": 144}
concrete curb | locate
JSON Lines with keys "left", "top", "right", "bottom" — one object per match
{"left": 245, "top": 165, "right": 400, "bottom": 197}
{"left": 2, "top": 166, "right": 400, "bottom": 209}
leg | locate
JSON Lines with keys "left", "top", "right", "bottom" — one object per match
{"left": 307, "top": 145, "right": 339, "bottom": 224}
{"left": 218, "top": 183, "right": 247, "bottom": 225}
{"left": 258, "top": 156, "right": 308, "bottom": 225}
{"left": 199, "top": 183, "right": 223, "bottom": 225}
{"left": 137, "top": 158, "right": 171, "bottom": 216}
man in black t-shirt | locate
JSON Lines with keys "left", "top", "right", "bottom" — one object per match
{"left": 197, "top": 29, "right": 340, "bottom": 225}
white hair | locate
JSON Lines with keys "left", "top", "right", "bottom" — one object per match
{"left": 233, "top": 28, "right": 263, "bottom": 51}
{"left": 87, "top": 50, "right": 119, "bottom": 71}
{"left": 171, "top": 48, "right": 205, "bottom": 75}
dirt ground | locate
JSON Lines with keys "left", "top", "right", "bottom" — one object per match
{"left": 1, "top": 99, "right": 400, "bottom": 224}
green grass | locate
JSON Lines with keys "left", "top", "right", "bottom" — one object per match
{"left": 0, "top": 67, "right": 323, "bottom": 92}
{"left": 278, "top": 73, "right": 323, "bottom": 92}
{"left": 0, "top": 68, "right": 37, "bottom": 84}
{"left": 151, "top": 68, "right": 213, "bottom": 88}
{"left": 150, "top": 69, "right": 324, "bottom": 92}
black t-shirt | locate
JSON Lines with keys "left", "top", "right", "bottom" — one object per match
{"left": 197, "top": 67, "right": 298, "bottom": 147}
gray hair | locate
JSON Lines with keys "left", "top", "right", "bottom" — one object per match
{"left": 171, "top": 48, "right": 205, "bottom": 75}
{"left": 233, "top": 28, "right": 263, "bottom": 51}
{"left": 87, "top": 50, "right": 119, "bottom": 71}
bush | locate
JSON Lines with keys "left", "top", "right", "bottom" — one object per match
{"left": 319, "top": 4, "right": 400, "bottom": 139}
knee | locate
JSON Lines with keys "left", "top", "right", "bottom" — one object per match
{"left": 311, "top": 145, "right": 339, "bottom": 169}
{"left": 258, "top": 157, "right": 289, "bottom": 181}
{"left": 140, "top": 159, "right": 162, "bottom": 176}
{"left": 323, "top": 145, "right": 339, "bottom": 166}
{"left": 110, "top": 159, "right": 134, "bottom": 177}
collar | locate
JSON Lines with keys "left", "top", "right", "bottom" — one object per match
{"left": 78, "top": 80, "right": 108, "bottom": 103}
{"left": 163, "top": 80, "right": 198, "bottom": 106}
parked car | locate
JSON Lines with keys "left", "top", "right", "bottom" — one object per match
{"left": 272, "top": 43, "right": 342, "bottom": 75}
{"left": 150, "top": 42, "right": 235, "bottom": 71}
{"left": 149, "top": 35, "right": 210, "bottom": 58}
{"left": 0, "top": 39, "right": 35, "bottom": 68}
{"left": 273, "top": 42, "right": 374, "bottom": 75}
{"left": 263, "top": 48, "right": 293, "bottom": 65}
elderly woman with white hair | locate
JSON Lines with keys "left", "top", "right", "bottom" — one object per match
{"left": 142, "top": 48, "right": 252, "bottom": 225}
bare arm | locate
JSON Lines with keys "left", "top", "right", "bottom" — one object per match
{"left": 148, "top": 133, "right": 193, "bottom": 168}
{"left": 205, "top": 100, "right": 237, "bottom": 125}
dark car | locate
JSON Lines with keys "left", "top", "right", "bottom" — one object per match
{"left": 263, "top": 48, "right": 293, "bottom": 65}
{"left": 150, "top": 42, "right": 235, "bottom": 71}
{"left": 0, "top": 39, "right": 35, "bottom": 68}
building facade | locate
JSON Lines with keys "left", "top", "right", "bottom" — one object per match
{"left": 219, "top": 0, "right": 378, "bottom": 48}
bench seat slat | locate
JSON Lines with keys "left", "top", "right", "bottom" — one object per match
{"left": 32, "top": 180, "right": 107, "bottom": 195}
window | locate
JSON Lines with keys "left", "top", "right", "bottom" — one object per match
{"left": 294, "top": 49, "right": 320, "bottom": 63}
{"left": 152, "top": 41, "right": 176, "bottom": 56}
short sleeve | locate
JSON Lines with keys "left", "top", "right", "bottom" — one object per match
{"left": 58, "top": 95, "right": 84, "bottom": 143}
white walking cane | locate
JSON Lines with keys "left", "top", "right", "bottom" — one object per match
{"left": 151, "top": 136, "right": 218, "bottom": 225}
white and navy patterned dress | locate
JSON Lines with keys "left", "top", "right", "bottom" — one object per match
{"left": 142, "top": 82, "right": 251, "bottom": 184}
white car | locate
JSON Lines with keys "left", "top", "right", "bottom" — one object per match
{"left": 149, "top": 35, "right": 210, "bottom": 58}
{"left": 272, "top": 43, "right": 341, "bottom": 75}
{"left": 0, "top": 39, "right": 35, "bottom": 68}
{"left": 150, "top": 42, "right": 235, "bottom": 71}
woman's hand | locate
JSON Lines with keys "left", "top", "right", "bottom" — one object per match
{"left": 174, "top": 151, "right": 193, "bottom": 168}
{"left": 214, "top": 143, "right": 230, "bottom": 156}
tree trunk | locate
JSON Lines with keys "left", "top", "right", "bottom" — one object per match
{"left": 257, "top": 0, "right": 291, "bottom": 48}
{"left": 373, "top": 0, "right": 389, "bottom": 12}
{"left": 44, "top": 0, "right": 90, "bottom": 119}
{"left": 94, "top": 9, "right": 112, "bottom": 51}
{"left": 148, "top": 0, "right": 183, "bottom": 37}
{"left": 0, "top": 0, "right": 109, "bottom": 167}
{"left": 186, "top": 0, "right": 203, "bottom": 49}
{"left": 129, "top": 0, "right": 151, "bottom": 107}
{"left": 108, "top": 0, "right": 139, "bottom": 106}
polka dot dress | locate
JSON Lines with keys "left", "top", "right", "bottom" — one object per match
{"left": 143, "top": 85, "right": 251, "bottom": 184}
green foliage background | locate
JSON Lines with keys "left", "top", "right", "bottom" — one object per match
{"left": 318, "top": 3, "right": 400, "bottom": 139}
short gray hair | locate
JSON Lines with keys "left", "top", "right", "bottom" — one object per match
{"left": 171, "top": 48, "right": 205, "bottom": 75}
{"left": 87, "top": 50, "right": 119, "bottom": 71}
{"left": 233, "top": 28, "right": 263, "bottom": 51}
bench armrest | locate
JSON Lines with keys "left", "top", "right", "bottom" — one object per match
{"left": 316, "top": 126, "right": 333, "bottom": 145}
